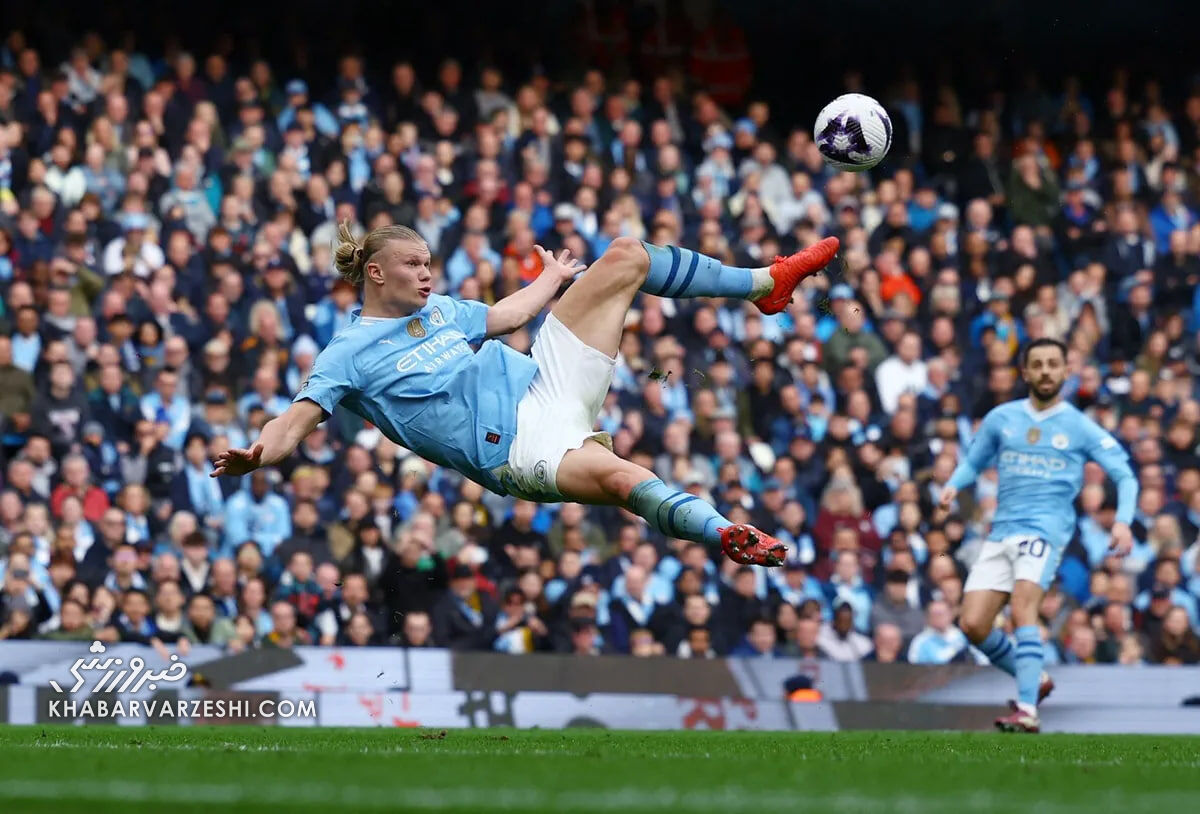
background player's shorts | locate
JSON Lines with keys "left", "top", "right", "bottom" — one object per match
{"left": 963, "top": 533, "right": 1065, "bottom": 593}
{"left": 492, "top": 313, "right": 615, "bottom": 502}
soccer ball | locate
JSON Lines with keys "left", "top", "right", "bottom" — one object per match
{"left": 814, "top": 93, "right": 892, "bottom": 171}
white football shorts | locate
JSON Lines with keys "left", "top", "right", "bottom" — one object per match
{"left": 493, "top": 313, "right": 615, "bottom": 502}
{"left": 964, "top": 533, "right": 1064, "bottom": 593}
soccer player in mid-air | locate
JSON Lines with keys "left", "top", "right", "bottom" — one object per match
{"left": 939, "top": 337, "right": 1137, "bottom": 733}
{"left": 213, "top": 223, "right": 839, "bottom": 567}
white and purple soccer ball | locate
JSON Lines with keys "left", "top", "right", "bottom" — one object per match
{"left": 814, "top": 93, "right": 892, "bottom": 171}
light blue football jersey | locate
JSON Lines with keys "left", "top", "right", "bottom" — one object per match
{"left": 949, "top": 398, "right": 1137, "bottom": 548}
{"left": 296, "top": 294, "right": 538, "bottom": 495}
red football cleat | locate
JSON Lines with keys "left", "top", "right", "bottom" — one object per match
{"left": 1038, "top": 672, "right": 1055, "bottom": 704}
{"left": 994, "top": 700, "right": 1040, "bottom": 734}
{"left": 753, "top": 236, "right": 841, "bottom": 315}
{"left": 720, "top": 524, "right": 787, "bottom": 567}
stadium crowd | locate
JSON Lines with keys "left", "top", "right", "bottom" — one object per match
{"left": 1, "top": 19, "right": 1200, "bottom": 670}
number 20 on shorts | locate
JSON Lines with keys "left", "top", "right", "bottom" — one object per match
{"left": 1018, "top": 538, "right": 1047, "bottom": 559}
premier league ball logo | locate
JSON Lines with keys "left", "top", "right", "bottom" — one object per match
{"left": 814, "top": 93, "right": 892, "bottom": 171}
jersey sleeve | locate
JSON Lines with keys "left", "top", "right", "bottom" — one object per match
{"left": 948, "top": 409, "right": 1003, "bottom": 489}
{"left": 1082, "top": 417, "right": 1138, "bottom": 524}
{"left": 443, "top": 294, "right": 489, "bottom": 344}
{"left": 294, "top": 339, "right": 358, "bottom": 415}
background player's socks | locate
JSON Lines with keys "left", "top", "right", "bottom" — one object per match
{"left": 1014, "top": 625, "right": 1043, "bottom": 710}
{"left": 977, "top": 628, "right": 1017, "bottom": 677}
{"left": 640, "top": 242, "right": 771, "bottom": 300}
{"left": 627, "top": 477, "right": 728, "bottom": 546}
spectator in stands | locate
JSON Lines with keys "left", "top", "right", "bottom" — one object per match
{"left": 867, "top": 622, "right": 905, "bottom": 663}
{"left": 817, "top": 602, "right": 874, "bottom": 661}
{"left": 871, "top": 569, "right": 925, "bottom": 644}
{"left": 183, "top": 592, "right": 236, "bottom": 648}
{"left": 263, "top": 600, "right": 311, "bottom": 648}
{"left": 1150, "top": 606, "right": 1200, "bottom": 665}
{"left": 907, "top": 600, "right": 969, "bottom": 664}
{"left": 397, "top": 610, "right": 435, "bottom": 648}
{"left": 432, "top": 564, "right": 498, "bottom": 650}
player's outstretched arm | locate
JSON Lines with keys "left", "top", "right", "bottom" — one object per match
{"left": 211, "top": 400, "right": 326, "bottom": 477}
{"left": 484, "top": 246, "right": 585, "bottom": 338}
{"left": 940, "top": 411, "right": 1003, "bottom": 511}
{"left": 1087, "top": 427, "right": 1140, "bottom": 556}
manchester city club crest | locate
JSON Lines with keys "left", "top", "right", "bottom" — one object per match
{"left": 1051, "top": 433, "right": 1069, "bottom": 450}
{"left": 429, "top": 307, "right": 446, "bottom": 327}
{"left": 406, "top": 318, "right": 426, "bottom": 338}
{"left": 1026, "top": 427, "right": 1041, "bottom": 444}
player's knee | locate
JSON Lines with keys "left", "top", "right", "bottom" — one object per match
{"left": 603, "top": 236, "right": 649, "bottom": 286}
{"left": 600, "top": 464, "right": 654, "bottom": 503}
{"left": 959, "top": 617, "right": 990, "bottom": 644}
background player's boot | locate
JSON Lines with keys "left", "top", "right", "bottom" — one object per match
{"left": 994, "top": 700, "right": 1040, "bottom": 733}
{"left": 753, "top": 237, "right": 840, "bottom": 315}
{"left": 1038, "top": 672, "right": 1055, "bottom": 703}
{"left": 719, "top": 524, "right": 786, "bottom": 567}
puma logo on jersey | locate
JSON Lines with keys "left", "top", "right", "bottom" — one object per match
{"left": 378, "top": 339, "right": 396, "bottom": 346}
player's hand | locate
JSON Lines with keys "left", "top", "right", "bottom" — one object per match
{"left": 534, "top": 245, "right": 587, "bottom": 284}
{"left": 212, "top": 443, "right": 264, "bottom": 477}
{"left": 1108, "top": 522, "right": 1133, "bottom": 557}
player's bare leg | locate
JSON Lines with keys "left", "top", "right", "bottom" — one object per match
{"left": 550, "top": 236, "right": 650, "bottom": 358}
{"left": 961, "top": 589, "right": 1054, "bottom": 707}
{"left": 550, "top": 235, "right": 841, "bottom": 358}
{"left": 994, "top": 580, "right": 1049, "bottom": 733}
{"left": 549, "top": 235, "right": 838, "bottom": 566}
{"left": 555, "top": 439, "right": 786, "bottom": 566}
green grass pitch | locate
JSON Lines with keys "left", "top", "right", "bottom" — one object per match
{"left": 0, "top": 726, "right": 1197, "bottom": 813}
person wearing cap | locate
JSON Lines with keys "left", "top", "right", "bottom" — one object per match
{"left": 541, "top": 203, "right": 582, "bottom": 256}
{"left": 196, "top": 387, "right": 247, "bottom": 451}
{"left": 430, "top": 563, "right": 498, "bottom": 650}
{"left": 968, "top": 276, "right": 1024, "bottom": 356}
{"left": 696, "top": 130, "right": 736, "bottom": 199}
{"left": 77, "top": 417, "right": 122, "bottom": 496}
{"left": 1133, "top": 558, "right": 1200, "bottom": 633}
{"left": 732, "top": 116, "right": 758, "bottom": 157}
{"left": 100, "top": 211, "right": 165, "bottom": 278}
{"left": 277, "top": 78, "right": 339, "bottom": 139}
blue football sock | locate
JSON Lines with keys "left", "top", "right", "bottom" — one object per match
{"left": 976, "top": 628, "right": 1016, "bottom": 677}
{"left": 1014, "top": 625, "right": 1043, "bottom": 707}
{"left": 640, "top": 242, "right": 764, "bottom": 300}
{"left": 627, "top": 477, "right": 730, "bottom": 546}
